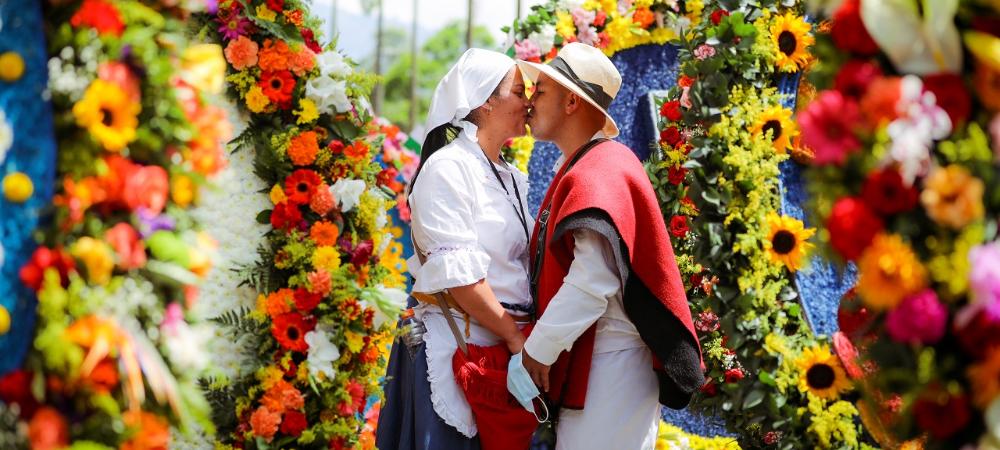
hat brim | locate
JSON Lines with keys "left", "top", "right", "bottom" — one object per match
{"left": 517, "top": 60, "right": 619, "bottom": 138}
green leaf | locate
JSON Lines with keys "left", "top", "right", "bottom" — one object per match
{"left": 257, "top": 209, "right": 272, "bottom": 225}
{"left": 742, "top": 389, "right": 765, "bottom": 409}
{"left": 759, "top": 371, "right": 776, "bottom": 387}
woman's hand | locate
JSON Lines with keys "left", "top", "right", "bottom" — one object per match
{"left": 505, "top": 331, "right": 526, "bottom": 355}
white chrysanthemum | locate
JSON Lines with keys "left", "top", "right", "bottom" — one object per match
{"left": 163, "top": 321, "right": 214, "bottom": 373}
{"left": 305, "top": 75, "right": 351, "bottom": 114}
{"left": 0, "top": 110, "right": 12, "bottom": 165}
{"left": 305, "top": 328, "right": 341, "bottom": 380}
{"left": 330, "top": 178, "right": 366, "bottom": 212}
{"left": 529, "top": 25, "right": 557, "bottom": 54}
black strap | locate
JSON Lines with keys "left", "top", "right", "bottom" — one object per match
{"left": 529, "top": 138, "right": 608, "bottom": 299}
{"left": 549, "top": 57, "right": 614, "bottom": 111}
{"left": 481, "top": 149, "right": 530, "bottom": 245}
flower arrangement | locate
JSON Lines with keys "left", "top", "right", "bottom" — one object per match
{"left": 503, "top": 0, "right": 704, "bottom": 63}
{"left": 502, "top": 132, "right": 536, "bottom": 174}
{"left": 800, "top": 0, "right": 1000, "bottom": 448}
{"left": 0, "top": 0, "right": 231, "bottom": 447}
{"left": 193, "top": 0, "right": 407, "bottom": 447}
{"left": 645, "top": 1, "right": 875, "bottom": 447}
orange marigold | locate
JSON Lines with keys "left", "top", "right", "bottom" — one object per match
{"left": 258, "top": 39, "right": 293, "bottom": 72}
{"left": 310, "top": 221, "right": 341, "bottom": 246}
{"left": 632, "top": 7, "right": 655, "bottom": 28}
{"left": 288, "top": 131, "right": 320, "bottom": 166}
{"left": 261, "top": 379, "right": 305, "bottom": 413}
{"left": 266, "top": 288, "right": 294, "bottom": 318}
{"left": 344, "top": 141, "right": 370, "bottom": 161}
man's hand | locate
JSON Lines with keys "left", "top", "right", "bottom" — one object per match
{"left": 521, "top": 350, "right": 550, "bottom": 393}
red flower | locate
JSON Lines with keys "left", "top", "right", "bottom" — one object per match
{"left": 346, "top": 380, "right": 366, "bottom": 411}
{"left": 660, "top": 100, "right": 682, "bottom": 121}
{"left": 677, "top": 75, "right": 695, "bottom": 88}
{"left": 826, "top": 196, "right": 882, "bottom": 261}
{"left": 660, "top": 126, "right": 682, "bottom": 147}
{"left": 294, "top": 287, "right": 322, "bottom": 313}
{"left": 377, "top": 167, "right": 399, "bottom": 187}
{"left": 259, "top": 70, "right": 296, "bottom": 109}
{"left": 266, "top": 0, "right": 285, "bottom": 11}
{"left": 124, "top": 165, "right": 169, "bottom": 215}
{"left": 669, "top": 215, "right": 689, "bottom": 238}
{"left": 593, "top": 10, "right": 607, "bottom": 27}
{"left": 861, "top": 168, "right": 918, "bottom": 216}
{"left": 328, "top": 140, "right": 345, "bottom": 154}
{"left": 19, "top": 246, "right": 75, "bottom": 291}
{"left": 710, "top": 9, "right": 729, "bottom": 25}
{"left": 834, "top": 60, "right": 882, "bottom": 99}
{"left": 271, "top": 312, "right": 316, "bottom": 352}
{"left": 270, "top": 202, "right": 303, "bottom": 231}
{"left": 922, "top": 73, "right": 972, "bottom": 126}
{"left": 955, "top": 310, "right": 1000, "bottom": 359}
{"left": 830, "top": 0, "right": 879, "bottom": 56}
{"left": 301, "top": 29, "right": 322, "bottom": 54}
{"left": 349, "top": 240, "right": 374, "bottom": 268}
{"left": 695, "top": 311, "right": 720, "bottom": 333}
{"left": 724, "top": 368, "right": 744, "bottom": 383}
{"left": 837, "top": 288, "right": 873, "bottom": 340}
{"left": 913, "top": 393, "right": 971, "bottom": 440}
{"left": 763, "top": 431, "right": 781, "bottom": 445}
{"left": 70, "top": 0, "right": 125, "bottom": 36}
{"left": 284, "top": 169, "right": 323, "bottom": 205}
{"left": 700, "top": 380, "right": 718, "bottom": 396}
{"left": 280, "top": 410, "right": 308, "bottom": 436}
{"left": 0, "top": 370, "right": 39, "bottom": 417}
{"left": 667, "top": 165, "right": 687, "bottom": 185}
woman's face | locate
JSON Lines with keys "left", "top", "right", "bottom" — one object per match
{"left": 481, "top": 67, "right": 530, "bottom": 140}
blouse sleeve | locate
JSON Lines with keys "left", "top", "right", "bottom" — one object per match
{"left": 408, "top": 157, "right": 491, "bottom": 293}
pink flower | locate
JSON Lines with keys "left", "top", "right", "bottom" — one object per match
{"left": 576, "top": 26, "right": 599, "bottom": 46}
{"left": 884, "top": 290, "right": 948, "bottom": 345}
{"left": 216, "top": 11, "right": 251, "bottom": 41}
{"left": 308, "top": 270, "right": 332, "bottom": 296}
{"left": 968, "top": 241, "right": 1000, "bottom": 321}
{"left": 571, "top": 7, "right": 596, "bottom": 27}
{"left": 798, "top": 90, "right": 863, "bottom": 166}
{"left": 514, "top": 39, "right": 541, "bottom": 63}
{"left": 123, "top": 165, "right": 169, "bottom": 215}
{"left": 680, "top": 86, "right": 692, "bottom": 108}
{"left": 104, "top": 222, "right": 146, "bottom": 270}
{"left": 224, "top": 35, "right": 259, "bottom": 70}
{"left": 693, "top": 44, "right": 716, "bottom": 60}
{"left": 160, "top": 302, "right": 185, "bottom": 334}
{"left": 289, "top": 47, "right": 316, "bottom": 77}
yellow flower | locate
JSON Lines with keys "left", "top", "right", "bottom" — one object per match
{"left": 599, "top": 0, "right": 616, "bottom": 13}
{"left": 2, "top": 172, "right": 33, "bottom": 203}
{"left": 806, "top": 396, "right": 860, "bottom": 448}
{"left": 72, "top": 79, "right": 140, "bottom": 152}
{"left": 312, "top": 245, "right": 341, "bottom": 271}
{"left": 556, "top": 11, "right": 576, "bottom": 39}
{"left": 795, "top": 345, "right": 852, "bottom": 400}
{"left": 246, "top": 85, "right": 270, "bottom": 113}
{"left": 255, "top": 4, "right": 277, "bottom": 21}
{"left": 0, "top": 51, "right": 25, "bottom": 82}
{"left": 764, "top": 213, "right": 814, "bottom": 272}
{"left": 269, "top": 184, "right": 286, "bottom": 204}
{"left": 257, "top": 364, "right": 285, "bottom": 390}
{"left": 770, "top": 12, "right": 814, "bottom": 72}
{"left": 171, "top": 174, "right": 196, "bottom": 207}
{"left": 345, "top": 331, "right": 364, "bottom": 353}
{"left": 752, "top": 106, "right": 799, "bottom": 153}
{"left": 857, "top": 233, "right": 928, "bottom": 310}
{"left": 70, "top": 237, "right": 115, "bottom": 285}
{"left": 295, "top": 98, "right": 319, "bottom": 125}
{"left": 180, "top": 43, "right": 226, "bottom": 94}
{"left": 920, "top": 164, "right": 985, "bottom": 229}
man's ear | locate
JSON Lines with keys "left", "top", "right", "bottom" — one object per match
{"left": 564, "top": 92, "right": 582, "bottom": 115}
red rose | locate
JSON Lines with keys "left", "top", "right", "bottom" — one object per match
{"left": 660, "top": 126, "right": 682, "bottom": 147}
{"left": 724, "top": 368, "right": 745, "bottom": 383}
{"left": 280, "top": 410, "right": 308, "bottom": 436}
{"left": 861, "top": 168, "right": 918, "bottom": 216}
{"left": 834, "top": 60, "right": 882, "bottom": 99}
{"left": 700, "top": 381, "right": 718, "bottom": 396}
{"left": 70, "top": 0, "right": 125, "bottom": 36}
{"left": 270, "top": 202, "right": 303, "bottom": 231}
{"left": 294, "top": 287, "right": 322, "bottom": 313}
{"left": 266, "top": 0, "right": 285, "bottom": 11}
{"left": 124, "top": 165, "right": 169, "bottom": 215}
{"left": 955, "top": 310, "right": 1000, "bottom": 359}
{"left": 922, "top": 73, "right": 972, "bottom": 126}
{"left": 660, "top": 100, "right": 682, "bottom": 122}
{"left": 19, "top": 246, "right": 75, "bottom": 291}
{"left": 301, "top": 29, "right": 323, "bottom": 54}
{"left": 826, "top": 197, "right": 883, "bottom": 261}
{"left": 830, "top": 0, "right": 879, "bottom": 56}
{"left": 669, "top": 215, "right": 689, "bottom": 238}
{"left": 710, "top": 9, "right": 729, "bottom": 25}
{"left": 667, "top": 165, "right": 687, "bottom": 185}
{"left": 913, "top": 393, "right": 971, "bottom": 440}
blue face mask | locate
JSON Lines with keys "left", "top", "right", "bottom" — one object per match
{"left": 507, "top": 352, "right": 550, "bottom": 423}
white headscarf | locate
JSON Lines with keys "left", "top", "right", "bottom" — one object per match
{"left": 424, "top": 48, "right": 515, "bottom": 133}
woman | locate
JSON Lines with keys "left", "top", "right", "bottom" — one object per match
{"left": 375, "top": 48, "right": 534, "bottom": 450}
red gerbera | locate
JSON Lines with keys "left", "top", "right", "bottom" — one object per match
{"left": 259, "top": 70, "right": 296, "bottom": 109}
{"left": 294, "top": 287, "right": 322, "bottom": 313}
{"left": 19, "top": 246, "right": 75, "bottom": 291}
{"left": 284, "top": 169, "right": 323, "bottom": 205}
{"left": 270, "top": 201, "right": 303, "bottom": 231}
{"left": 280, "top": 410, "right": 308, "bottom": 436}
{"left": 70, "top": 0, "right": 125, "bottom": 36}
{"left": 271, "top": 312, "right": 316, "bottom": 352}
{"left": 861, "top": 168, "right": 918, "bottom": 216}
{"left": 660, "top": 100, "right": 682, "bottom": 122}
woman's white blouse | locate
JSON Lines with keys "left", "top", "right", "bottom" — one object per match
{"left": 406, "top": 122, "right": 534, "bottom": 437}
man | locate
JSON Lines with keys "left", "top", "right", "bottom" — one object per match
{"left": 515, "top": 43, "right": 704, "bottom": 450}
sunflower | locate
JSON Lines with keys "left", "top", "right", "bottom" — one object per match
{"left": 72, "top": 79, "right": 140, "bottom": 152}
{"left": 764, "top": 213, "right": 815, "bottom": 272}
{"left": 795, "top": 345, "right": 852, "bottom": 400}
{"left": 770, "top": 12, "right": 814, "bottom": 72}
{"left": 752, "top": 106, "right": 799, "bottom": 153}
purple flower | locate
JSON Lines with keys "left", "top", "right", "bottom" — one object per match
{"left": 136, "top": 207, "right": 175, "bottom": 239}
{"left": 204, "top": 0, "right": 219, "bottom": 14}
{"left": 216, "top": 12, "right": 251, "bottom": 41}
{"left": 884, "top": 289, "right": 948, "bottom": 345}
{"left": 969, "top": 241, "right": 1000, "bottom": 320}
{"left": 693, "top": 44, "right": 716, "bottom": 60}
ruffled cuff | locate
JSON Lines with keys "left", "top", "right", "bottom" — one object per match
{"left": 411, "top": 245, "right": 491, "bottom": 293}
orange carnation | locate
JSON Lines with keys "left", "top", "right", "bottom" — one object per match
{"left": 258, "top": 39, "right": 293, "bottom": 72}
{"left": 288, "top": 131, "right": 320, "bottom": 166}
{"left": 250, "top": 406, "right": 281, "bottom": 441}
{"left": 266, "top": 288, "right": 294, "bottom": 317}
{"left": 310, "top": 221, "right": 340, "bottom": 246}
{"left": 632, "top": 7, "right": 655, "bottom": 28}
{"left": 224, "top": 35, "right": 259, "bottom": 70}
{"left": 289, "top": 47, "right": 316, "bottom": 76}
{"left": 261, "top": 379, "right": 305, "bottom": 413}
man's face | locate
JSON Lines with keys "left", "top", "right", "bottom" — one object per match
{"left": 527, "top": 73, "right": 567, "bottom": 141}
